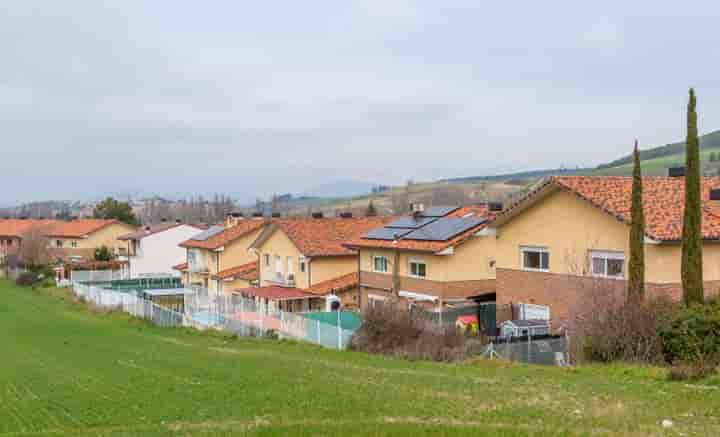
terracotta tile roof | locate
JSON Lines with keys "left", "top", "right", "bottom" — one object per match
{"left": 304, "top": 272, "right": 358, "bottom": 296}
{"left": 44, "top": 219, "right": 127, "bottom": 238}
{"left": 0, "top": 219, "right": 56, "bottom": 238}
{"left": 496, "top": 176, "right": 720, "bottom": 241}
{"left": 235, "top": 286, "right": 318, "bottom": 300}
{"left": 172, "top": 262, "right": 188, "bottom": 271}
{"left": 118, "top": 223, "right": 207, "bottom": 240}
{"left": 344, "top": 206, "right": 495, "bottom": 254}
{"left": 211, "top": 261, "right": 258, "bottom": 280}
{"left": 179, "top": 219, "right": 265, "bottom": 250}
{"left": 255, "top": 217, "right": 394, "bottom": 257}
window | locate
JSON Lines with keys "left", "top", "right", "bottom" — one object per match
{"left": 373, "top": 256, "right": 388, "bottom": 273}
{"left": 409, "top": 260, "right": 426, "bottom": 278}
{"left": 368, "top": 294, "right": 386, "bottom": 308}
{"left": 274, "top": 255, "right": 282, "bottom": 273}
{"left": 287, "top": 256, "right": 294, "bottom": 275}
{"left": 590, "top": 250, "right": 625, "bottom": 278}
{"left": 521, "top": 246, "right": 549, "bottom": 271}
{"left": 264, "top": 254, "right": 270, "bottom": 267}
{"left": 56, "top": 239, "right": 63, "bottom": 248}
{"left": 71, "top": 241, "right": 77, "bottom": 248}
{"left": 299, "top": 257, "right": 306, "bottom": 273}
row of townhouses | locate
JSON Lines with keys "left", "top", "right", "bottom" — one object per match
{"left": 3, "top": 172, "right": 720, "bottom": 330}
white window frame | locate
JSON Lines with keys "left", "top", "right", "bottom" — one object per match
{"left": 56, "top": 239, "right": 63, "bottom": 248}
{"left": 368, "top": 294, "right": 386, "bottom": 308}
{"left": 263, "top": 254, "right": 270, "bottom": 267}
{"left": 274, "top": 255, "right": 282, "bottom": 274}
{"left": 589, "top": 250, "right": 625, "bottom": 279}
{"left": 287, "top": 256, "right": 294, "bottom": 275}
{"left": 520, "top": 246, "right": 549, "bottom": 272}
{"left": 70, "top": 240, "right": 77, "bottom": 248}
{"left": 373, "top": 255, "right": 389, "bottom": 273}
{"left": 299, "top": 256, "right": 306, "bottom": 273}
{"left": 408, "top": 258, "right": 427, "bottom": 278}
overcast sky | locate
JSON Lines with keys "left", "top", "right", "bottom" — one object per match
{"left": 2, "top": 1, "right": 720, "bottom": 205}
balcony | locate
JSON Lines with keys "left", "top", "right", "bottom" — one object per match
{"left": 267, "top": 272, "right": 296, "bottom": 287}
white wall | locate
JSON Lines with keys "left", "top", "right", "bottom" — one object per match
{"left": 128, "top": 225, "right": 202, "bottom": 278}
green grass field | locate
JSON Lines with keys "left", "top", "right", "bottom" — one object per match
{"left": 1, "top": 280, "right": 719, "bottom": 436}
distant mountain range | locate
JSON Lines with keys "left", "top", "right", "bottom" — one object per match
{"left": 299, "top": 180, "right": 378, "bottom": 199}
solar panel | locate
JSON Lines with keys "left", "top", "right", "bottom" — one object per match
{"left": 364, "top": 227, "right": 414, "bottom": 240}
{"left": 403, "top": 217, "right": 486, "bottom": 241}
{"left": 418, "top": 206, "right": 460, "bottom": 218}
{"left": 190, "top": 225, "right": 224, "bottom": 241}
{"left": 385, "top": 216, "right": 437, "bottom": 229}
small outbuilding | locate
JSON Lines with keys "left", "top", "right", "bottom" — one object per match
{"left": 499, "top": 319, "right": 550, "bottom": 338}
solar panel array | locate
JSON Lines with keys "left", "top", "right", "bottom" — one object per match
{"left": 418, "top": 206, "right": 459, "bottom": 218}
{"left": 403, "top": 216, "right": 486, "bottom": 241}
{"left": 385, "top": 216, "right": 437, "bottom": 229}
{"left": 364, "top": 227, "right": 414, "bottom": 240}
{"left": 190, "top": 225, "right": 225, "bottom": 241}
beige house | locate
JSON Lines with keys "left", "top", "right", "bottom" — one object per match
{"left": 248, "top": 216, "right": 391, "bottom": 311}
{"left": 178, "top": 216, "right": 264, "bottom": 293}
{"left": 44, "top": 219, "right": 137, "bottom": 261}
{"left": 490, "top": 175, "right": 720, "bottom": 329}
{"left": 344, "top": 205, "right": 498, "bottom": 310}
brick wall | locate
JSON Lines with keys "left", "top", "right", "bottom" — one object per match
{"left": 497, "top": 268, "right": 720, "bottom": 330}
{"left": 360, "top": 271, "right": 495, "bottom": 300}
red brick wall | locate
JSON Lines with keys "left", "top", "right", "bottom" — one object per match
{"left": 359, "top": 271, "right": 495, "bottom": 300}
{"left": 497, "top": 268, "right": 720, "bottom": 330}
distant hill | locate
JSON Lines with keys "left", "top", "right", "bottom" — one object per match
{"left": 596, "top": 130, "right": 720, "bottom": 170}
{"left": 441, "top": 167, "right": 590, "bottom": 184}
{"left": 300, "top": 180, "right": 378, "bottom": 199}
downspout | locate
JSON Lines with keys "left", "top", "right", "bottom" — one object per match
{"left": 392, "top": 247, "right": 400, "bottom": 299}
{"left": 216, "top": 251, "right": 220, "bottom": 293}
{"left": 357, "top": 249, "right": 362, "bottom": 309}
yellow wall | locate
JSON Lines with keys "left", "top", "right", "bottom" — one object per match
{"left": 358, "top": 235, "right": 496, "bottom": 282}
{"left": 51, "top": 222, "right": 136, "bottom": 253}
{"left": 256, "top": 228, "right": 357, "bottom": 289}
{"left": 219, "top": 229, "right": 263, "bottom": 271}
{"left": 494, "top": 188, "right": 720, "bottom": 283}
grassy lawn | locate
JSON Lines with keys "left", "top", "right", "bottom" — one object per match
{"left": 1, "top": 280, "right": 719, "bottom": 436}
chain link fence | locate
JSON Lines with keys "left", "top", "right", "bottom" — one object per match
{"left": 484, "top": 335, "right": 569, "bottom": 366}
{"left": 72, "top": 282, "right": 356, "bottom": 349}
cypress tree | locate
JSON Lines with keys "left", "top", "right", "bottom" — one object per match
{"left": 627, "top": 140, "right": 645, "bottom": 303}
{"left": 681, "top": 88, "right": 704, "bottom": 305}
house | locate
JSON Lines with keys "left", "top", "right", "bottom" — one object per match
{"left": 44, "top": 219, "right": 137, "bottom": 261}
{"left": 178, "top": 214, "right": 265, "bottom": 293}
{"left": 0, "top": 219, "right": 55, "bottom": 264}
{"left": 248, "top": 215, "right": 391, "bottom": 310}
{"left": 118, "top": 221, "right": 208, "bottom": 278}
{"left": 344, "top": 205, "right": 498, "bottom": 310}
{"left": 490, "top": 175, "right": 720, "bottom": 330}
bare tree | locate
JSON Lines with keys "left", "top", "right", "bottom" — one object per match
{"left": 430, "top": 184, "right": 467, "bottom": 206}
{"left": 18, "top": 225, "right": 53, "bottom": 268}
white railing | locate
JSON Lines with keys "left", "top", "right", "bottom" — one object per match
{"left": 71, "top": 283, "right": 356, "bottom": 350}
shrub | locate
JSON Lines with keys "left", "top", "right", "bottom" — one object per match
{"left": 350, "top": 302, "right": 487, "bottom": 362}
{"left": 660, "top": 301, "right": 720, "bottom": 365}
{"left": 579, "top": 297, "right": 676, "bottom": 364}
{"left": 16, "top": 271, "right": 39, "bottom": 287}
{"left": 668, "top": 358, "right": 718, "bottom": 381}
{"left": 94, "top": 246, "right": 113, "bottom": 262}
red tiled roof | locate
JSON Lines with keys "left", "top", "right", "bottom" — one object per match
{"left": 344, "top": 206, "right": 494, "bottom": 253}
{"left": 179, "top": 219, "right": 265, "bottom": 250}
{"left": 457, "top": 314, "right": 478, "bottom": 325}
{"left": 0, "top": 219, "right": 56, "bottom": 238}
{"left": 235, "top": 286, "right": 317, "bottom": 300}
{"left": 118, "top": 223, "right": 207, "bottom": 240}
{"left": 304, "top": 272, "right": 358, "bottom": 296}
{"left": 172, "top": 262, "right": 188, "bottom": 271}
{"left": 45, "top": 219, "right": 126, "bottom": 238}
{"left": 211, "top": 261, "right": 258, "bottom": 280}
{"left": 255, "top": 217, "right": 394, "bottom": 257}
{"left": 497, "top": 176, "right": 720, "bottom": 241}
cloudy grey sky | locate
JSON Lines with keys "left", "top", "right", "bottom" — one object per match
{"left": 2, "top": 1, "right": 720, "bottom": 205}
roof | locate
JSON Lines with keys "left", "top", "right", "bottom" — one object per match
{"left": 44, "top": 219, "right": 128, "bottom": 238}
{"left": 251, "top": 217, "right": 393, "bottom": 257}
{"left": 235, "top": 286, "right": 318, "bottom": 301}
{"left": 172, "top": 262, "right": 188, "bottom": 271}
{"left": 502, "top": 319, "right": 550, "bottom": 327}
{"left": 304, "top": 272, "right": 358, "bottom": 296}
{"left": 343, "top": 206, "right": 495, "bottom": 254}
{"left": 0, "top": 219, "right": 56, "bottom": 238}
{"left": 118, "top": 223, "right": 207, "bottom": 240}
{"left": 494, "top": 176, "right": 720, "bottom": 242}
{"left": 457, "top": 314, "right": 478, "bottom": 325}
{"left": 179, "top": 219, "right": 265, "bottom": 250}
{"left": 211, "top": 261, "right": 258, "bottom": 281}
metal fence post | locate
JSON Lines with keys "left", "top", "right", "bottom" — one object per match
{"left": 317, "top": 320, "right": 321, "bottom": 344}
{"left": 337, "top": 311, "right": 342, "bottom": 350}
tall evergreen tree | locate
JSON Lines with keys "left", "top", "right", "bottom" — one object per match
{"left": 627, "top": 140, "right": 645, "bottom": 303}
{"left": 681, "top": 88, "right": 704, "bottom": 305}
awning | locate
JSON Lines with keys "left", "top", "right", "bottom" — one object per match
{"left": 235, "top": 286, "right": 320, "bottom": 301}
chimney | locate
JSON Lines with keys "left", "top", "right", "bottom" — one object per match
{"left": 252, "top": 211, "right": 263, "bottom": 218}
{"left": 225, "top": 211, "right": 245, "bottom": 228}
{"left": 668, "top": 166, "right": 685, "bottom": 177}
{"left": 339, "top": 212, "right": 353, "bottom": 219}
{"left": 175, "top": 219, "right": 182, "bottom": 224}
{"left": 312, "top": 212, "right": 324, "bottom": 219}
{"left": 410, "top": 203, "right": 425, "bottom": 217}
{"left": 271, "top": 212, "right": 281, "bottom": 218}
{"left": 160, "top": 217, "right": 167, "bottom": 222}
